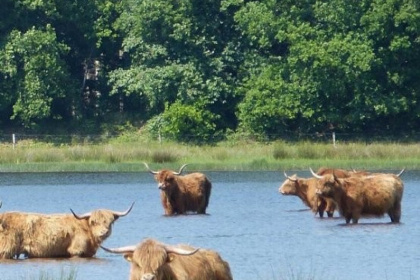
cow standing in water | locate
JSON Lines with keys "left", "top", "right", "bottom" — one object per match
{"left": 312, "top": 169, "right": 404, "bottom": 224}
{"left": 279, "top": 172, "right": 336, "bottom": 217}
{"left": 0, "top": 203, "right": 134, "bottom": 259}
{"left": 144, "top": 163, "right": 212, "bottom": 215}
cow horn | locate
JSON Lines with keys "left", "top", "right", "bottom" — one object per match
{"left": 112, "top": 202, "right": 135, "bottom": 217}
{"left": 173, "top": 164, "right": 188, "bottom": 175}
{"left": 284, "top": 171, "right": 297, "bottom": 182}
{"left": 70, "top": 208, "right": 90, "bottom": 220}
{"left": 143, "top": 162, "right": 159, "bottom": 174}
{"left": 396, "top": 168, "right": 405, "bottom": 177}
{"left": 310, "top": 168, "right": 323, "bottom": 179}
{"left": 101, "top": 245, "right": 136, "bottom": 254}
{"left": 163, "top": 244, "right": 199, "bottom": 255}
{"left": 0, "top": 201, "right": 2, "bottom": 208}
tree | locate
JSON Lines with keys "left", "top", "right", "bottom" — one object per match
{"left": 235, "top": 0, "right": 420, "bottom": 137}
{"left": 0, "top": 25, "right": 75, "bottom": 127}
{"left": 109, "top": 0, "right": 244, "bottom": 140}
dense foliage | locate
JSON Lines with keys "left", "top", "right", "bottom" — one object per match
{"left": 1, "top": 0, "right": 419, "bottom": 141}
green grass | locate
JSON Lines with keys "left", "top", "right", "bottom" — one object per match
{"left": 0, "top": 139, "right": 419, "bottom": 172}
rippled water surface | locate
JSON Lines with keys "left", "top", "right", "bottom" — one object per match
{"left": 0, "top": 170, "right": 419, "bottom": 280}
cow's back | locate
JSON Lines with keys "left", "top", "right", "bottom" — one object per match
{"left": 360, "top": 175, "right": 403, "bottom": 214}
{"left": 165, "top": 246, "right": 232, "bottom": 280}
{"left": 181, "top": 172, "right": 212, "bottom": 213}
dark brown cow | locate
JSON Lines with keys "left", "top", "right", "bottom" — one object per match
{"left": 316, "top": 167, "right": 370, "bottom": 177}
{"left": 144, "top": 163, "right": 212, "bottom": 215}
{"left": 0, "top": 203, "right": 134, "bottom": 259}
{"left": 279, "top": 172, "right": 336, "bottom": 217}
{"left": 102, "top": 238, "right": 233, "bottom": 280}
{"left": 312, "top": 170, "right": 404, "bottom": 224}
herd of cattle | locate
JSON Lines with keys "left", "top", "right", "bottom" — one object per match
{"left": 0, "top": 163, "right": 405, "bottom": 280}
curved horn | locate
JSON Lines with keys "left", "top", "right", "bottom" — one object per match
{"left": 310, "top": 168, "right": 323, "bottom": 179}
{"left": 173, "top": 164, "right": 188, "bottom": 175}
{"left": 70, "top": 208, "right": 91, "bottom": 220}
{"left": 112, "top": 202, "right": 135, "bottom": 217}
{"left": 143, "top": 162, "right": 159, "bottom": 175}
{"left": 284, "top": 171, "right": 298, "bottom": 182}
{"left": 101, "top": 245, "right": 136, "bottom": 255}
{"left": 0, "top": 201, "right": 2, "bottom": 208}
{"left": 396, "top": 168, "right": 405, "bottom": 177}
{"left": 163, "top": 244, "right": 199, "bottom": 255}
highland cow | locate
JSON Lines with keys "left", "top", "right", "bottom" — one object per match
{"left": 144, "top": 163, "right": 212, "bottom": 215}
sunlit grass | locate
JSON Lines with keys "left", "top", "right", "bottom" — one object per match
{"left": 0, "top": 139, "right": 419, "bottom": 172}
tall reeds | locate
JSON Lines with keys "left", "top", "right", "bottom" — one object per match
{"left": 0, "top": 139, "right": 419, "bottom": 171}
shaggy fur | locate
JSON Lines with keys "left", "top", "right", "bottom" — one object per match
{"left": 0, "top": 208, "right": 130, "bottom": 259}
{"left": 153, "top": 170, "right": 212, "bottom": 215}
{"left": 316, "top": 167, "right": 370, "bottom": 178}
{"left": 316, "top": 174, "right": 404, "bottom": 224}
{"left": 111, "top": 239, "right": 233, "bottom": 280}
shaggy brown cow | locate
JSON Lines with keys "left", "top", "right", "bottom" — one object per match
{"left": 144, "top": 163, "right": 212, "bottom": 215}
{"left": 312, "top": 170, "right": 404, "bottom": 224}
{"left": 279, "top": 172, "right": 336, "bottom": 217}
{"left": 102, "top": 238, "right": 233, "bottom": 280}
{"left": 0, "top": 203, "right": 134, "bottom": 259}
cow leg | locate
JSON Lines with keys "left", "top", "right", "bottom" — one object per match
{"left": 344, "top": 214, "right": 352, "bottom": 224}
{"left": 387, "top": 200, "right": 401, "bottom": 223}
{"left": 317, "top": 199, "right": 327, "bottom": 218}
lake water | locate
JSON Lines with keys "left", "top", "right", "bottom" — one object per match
{"left": 0, "top": 170, "right": 419, "bottom": 280}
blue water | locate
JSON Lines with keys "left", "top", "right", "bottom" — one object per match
{"left": 0, "top": 170, "right": 419, "bottom": 280}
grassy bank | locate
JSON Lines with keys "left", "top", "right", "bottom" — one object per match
{"left": 0, "top": 139, "right": 419, "bottom": 172}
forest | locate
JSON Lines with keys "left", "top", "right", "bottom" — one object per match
{"left": 1, "top": 0, "right": 419, "bottom": 143}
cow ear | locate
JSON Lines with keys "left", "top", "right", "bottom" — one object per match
{"left": 167, "top": 253, "right": 175, "bottom": 263}
{"left": 124, "top": 253, "right": 134, "bottom": 262}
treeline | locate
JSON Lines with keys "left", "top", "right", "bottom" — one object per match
{"left": 1, "top": 0, "right": 419, "bottom": 143}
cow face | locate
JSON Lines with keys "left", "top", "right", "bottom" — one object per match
{"left": 279, "top": 175, "right": 299, "bottom": 195}
{"left": 88, "top": 210, "right": 117, "bottom": 242}
{"left": 154, "top": 171, "right": 177, "bottom": 193}
{"left": 127, "top": 240, "right": 168, "bottom": 280}
{"left": 316, "top": 174, "right": 339, "bottom": 198}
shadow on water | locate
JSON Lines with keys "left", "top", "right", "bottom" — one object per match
{"left": 336, "top": 221, "right": 403, "bottom": 227}
{"left": 284, "top": 208, "right": 311, "bottom": 212}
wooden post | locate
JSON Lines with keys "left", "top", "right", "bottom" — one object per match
{"left": 12, "top": 133, "right": 16, "bottom": 149}
{"left": 332, "top": 132, "right": 336, "bottom": 148}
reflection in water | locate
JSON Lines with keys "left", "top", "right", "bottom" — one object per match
{"left": 0, "top": 171, "right": 419, "bottom": 280}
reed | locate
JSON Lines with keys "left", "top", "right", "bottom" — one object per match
{"left": 0, "top": 138, "right": 419, "bottom": 172}
{"left": 23, "top": 268, "right": 77, "bottom": 280}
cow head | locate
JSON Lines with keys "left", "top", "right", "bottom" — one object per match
{"left": 70, "top": 202, "right": 134, "bottom": 243}
{"left": 279, "top": 172, "right": 299, "bottom": 195}
{"left": 143, "top": 163, "right": 188, "bottom": 192}
{"left": 102, "top": 239, "right": 199, "bottom": 280}
{"left": 310, "top": 168, "right": 340, "bottom": 198}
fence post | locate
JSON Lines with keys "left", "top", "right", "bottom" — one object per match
{"left": 332, "top": 132, "right": 336, "bottom": 148}
{"left": 12, "top": 133, "right": 16, "bottom": 149}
